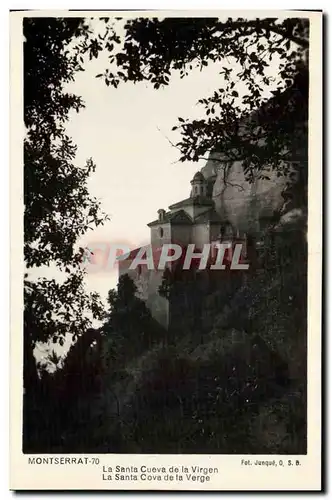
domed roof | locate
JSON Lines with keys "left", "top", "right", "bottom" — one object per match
{"left": 192, "top": 171, "right": 205, "bottom": 182}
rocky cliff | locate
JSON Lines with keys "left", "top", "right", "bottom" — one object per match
{"left": 201, "top": 70, "right": 308, "bottom": 236}
{"left": 202, "top": 151, "right": 307, "bottom": 235}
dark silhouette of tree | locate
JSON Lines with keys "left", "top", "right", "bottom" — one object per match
{"left": 103, "top": 275, "right": 161, "bottom": 362}
{"left": 24, "top": 327, "right": 104, "bottom": 453}
{"left": 31, "top": 17, "right": 308, "bottom": 188}
{"left": 23, "top": 18, "right": 109, "bottom": 377}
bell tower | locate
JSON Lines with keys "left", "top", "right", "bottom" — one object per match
{"left": 190, "top": 171, "right": 207, "bottom": 197}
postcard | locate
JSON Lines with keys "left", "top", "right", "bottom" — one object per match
{"left": 10, "top": 9, "right": 322, "bottom": 491}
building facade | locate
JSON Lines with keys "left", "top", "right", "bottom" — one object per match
{"left": 118, "top": 164, "right": 245, "bottom": 328}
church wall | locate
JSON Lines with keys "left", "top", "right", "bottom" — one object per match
{"left": 150, "top": 222, "right": 172, "bottom": 247}
{"left": 171, "top": 224, "right": 192, "bottom": 247}
{"left": 192, "top": 223, "right": 210, "bottom": 249}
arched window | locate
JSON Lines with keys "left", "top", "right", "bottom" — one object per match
{"left": 159, "top": 227, "right": 164, "bottom": 238}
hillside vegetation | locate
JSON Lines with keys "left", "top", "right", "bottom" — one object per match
{"left": 25, "top": 222, "right": 307, "bottom": 454}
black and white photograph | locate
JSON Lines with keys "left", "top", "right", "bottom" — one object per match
{"left": 10, "top": 9, "right": 322, "bottom": 491}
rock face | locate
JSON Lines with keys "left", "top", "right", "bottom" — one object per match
{"left": 203, "top": 147, "right": 307, "bottom": 236}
